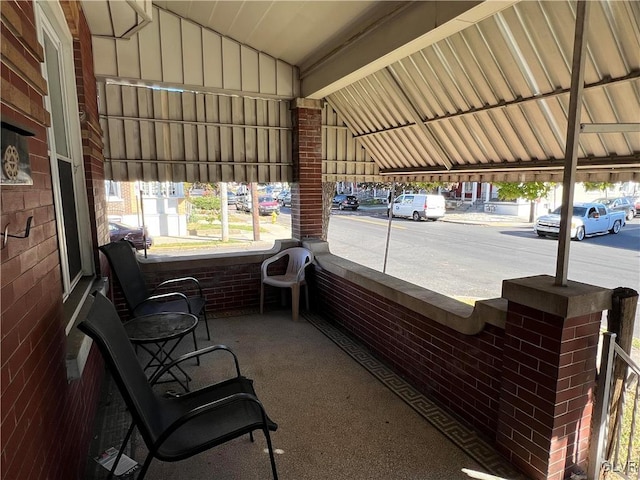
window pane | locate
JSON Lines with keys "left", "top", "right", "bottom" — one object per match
{"left": 43, "top": 33, "right": 69, "bottom": 157}
{"left": 58, "top": 159, "right": 81, "bottom": 281}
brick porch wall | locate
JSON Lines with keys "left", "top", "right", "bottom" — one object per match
{"left": 111, "top": 261, "right": 264, "bottom": 321}
{"left": 291, "top": 98, "right": 323, "bottom": 241}
{"left": 313, "top": 267, "right": 505, "bottom": 436}
{"left": 497, "top": 303, "right": 601, "bottom": 479}
{"left": 106, "top": 242, "right": 298, "bottom": 322}
{"left": 312, "top": 264, "right": 608, "bottom": 480}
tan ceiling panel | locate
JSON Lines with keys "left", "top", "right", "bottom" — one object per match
{"left": 82, "top": 2, "right": 112, "bottom": 36}
{"left": 460, "top": 26, "right": 514, "bottom": 103}
{"left": 514, "top": 2, "right": 569, "bottom": 89}
{"left": 326, "top": 0, "right": 639, "bottom": 180}
{"left": 361, "top": 77, "right": 404, "bottom": 128}
{"left": 182, "top": 20, "right": 204, "bottom": 86}
{"left": 587, "top": 1, "right": 633, "bottom": 79}
{"left": 137, "top": 15, "right": 163, "bottom": 80}
{"left": 259, "top": 54, "right": 277, "bottom": 95}
{"left": 157, "top": 0, "right": 380, "bottom": 67}
{"left": 159, "top": 9, "right": 183, "bottom": 84}
{"left": 202, "top": 30, "right": 223, "bottom": 88}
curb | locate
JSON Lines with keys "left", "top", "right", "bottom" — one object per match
{"left": 441, "top": 218, "right": 533, "bottom": 228}
{"left": 358, "top": 205, "right": 532, "bottom": 227}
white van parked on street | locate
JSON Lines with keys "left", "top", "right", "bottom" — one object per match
{"left": 388, "top": 194, "right": 446, "bottom": 221}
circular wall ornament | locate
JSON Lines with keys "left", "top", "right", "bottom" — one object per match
{"left": 3, "top": 145, "right": 20, "bottom": 180}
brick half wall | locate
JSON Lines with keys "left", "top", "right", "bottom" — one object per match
{"left": 312, "top": 256, "right": 506, "bottom": 437}
{"left": 105, "top": 240, "right": 300, "bottom": 321}
{"left": 308, "top": 247, "right": 611, "bottom": 480}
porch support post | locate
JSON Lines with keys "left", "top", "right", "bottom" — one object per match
{"left": 291, "top": 98, "right": 323, "bottom": 240}
{"left": 498, "top": 275, "right": 611, "bottom": 480}
{"left": 555, "top": 0, "right": 590, "bottom": 286}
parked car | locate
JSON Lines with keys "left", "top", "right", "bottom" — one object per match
{"left": 235, "top": 193, "right": 247, "bottom": 210}
{"left": 238, "top": 195, "right": 280, "bottom": 215}
{"left": 388, "top": 194, "right": 446, "bottom": 221}
{"left": 632, "top": 196, "right": 640, "bottom": 216}
{"left": 278, "top": 191, "right": 291, "bottom": 207}
{"left": 108, "top": 221, "right": 152, "bottom": 250}
{"left": 227, "top": 191, "right": 238, "bottom": 205}
{"left": 332, "top": 194, "right": 359, "bottom": 211}
{"left": 594, "top": 197, "right": 636, "bottom": 221}
{"left": 533, "top": 202, "right": 626, "bottom": 241}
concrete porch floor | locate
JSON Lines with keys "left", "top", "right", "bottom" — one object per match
{"left": 84, "top": 309, "right": 529, "bottom": 480}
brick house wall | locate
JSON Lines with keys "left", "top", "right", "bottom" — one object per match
{"left": 70, "top": 8, "right": 109, "bottom": 273}
{"left": 1, "top": 2, "right": 107, "bottom": 479}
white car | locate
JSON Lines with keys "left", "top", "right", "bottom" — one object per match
{"left": 388, "top": 194, "right": 446, "bottom": 221}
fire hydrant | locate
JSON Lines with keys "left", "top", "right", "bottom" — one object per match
{"left": 271, "top": 211, "right": 278, "bottom": 224}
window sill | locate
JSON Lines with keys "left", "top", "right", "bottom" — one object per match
{"left": 65, "top": 276, "right": 109, "bottom": 381}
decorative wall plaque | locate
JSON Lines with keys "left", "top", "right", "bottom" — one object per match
{"left": 1, "top": 121, "right": 34, "bottom": 185}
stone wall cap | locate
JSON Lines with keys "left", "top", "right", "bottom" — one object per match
{"left": 293, "top": 98, "right": 323, "bottom": 110}
{"left": 312, "top": 241, "right": 507, "bottom": 335}
{"left": 502, "top": 275, "right": 612, "bottom": 318}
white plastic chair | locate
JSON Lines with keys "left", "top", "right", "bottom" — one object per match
{"left": 260, "top": 247, "right": 314, "bottom": 321}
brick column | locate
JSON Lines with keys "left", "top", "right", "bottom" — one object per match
{"left": 291, "top": 98, "right": 323, "bottom": 240}
{"left": 498, "top": 275, "right": 611, "bottom": 480}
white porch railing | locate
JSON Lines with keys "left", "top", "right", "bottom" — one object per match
{"left": 589, "top": 332, "right": 640, "bottom": 479}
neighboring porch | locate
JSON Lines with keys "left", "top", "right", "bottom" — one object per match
{"left": 85, "top": 308, "right": 527, "bottom": 480}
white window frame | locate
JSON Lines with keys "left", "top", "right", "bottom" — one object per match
{"left": 105, "top": 180, "right": 123, "bottom": 200}
{"left": 36, "top": 1, "right": 94, "bottom": 329}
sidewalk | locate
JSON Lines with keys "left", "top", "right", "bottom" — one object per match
{"left": 149, "top": 207, "right": 532, "bottom": 253}
{"left": 150, "top": 221, "right": 292, "bottom": 253}
{"left": 440, "top": 211, "right": 532, "bottom": 227}
{"left": 358, "top": 204, "right": 532, "bottom": 227}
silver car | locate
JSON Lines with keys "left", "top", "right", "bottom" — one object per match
{"left": 594, "top": 197, "right": 636, "bottom": 221}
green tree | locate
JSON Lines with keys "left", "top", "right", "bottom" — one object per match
{"left": 322, "top": 182, "right": 336, "bottom": 241}
{"left": 189, "top": 196, "right": 221, "bottom": 210}
{"left": 494, "top": 182, "right": 554, "bottom": 222}
{"left": 583, "top": 182, "right": 613, "bottom": 196}
{"left": 361, "top": 181, "right": 457, "bottom": 197}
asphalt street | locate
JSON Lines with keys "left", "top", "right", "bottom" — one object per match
{"left": 327, "top": 208, "right": 640, "bottom": 339}
{"left": 149, "top": 205, "right": 639, "bottom": 339}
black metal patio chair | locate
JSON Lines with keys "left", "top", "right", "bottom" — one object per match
{"left": 79, "top": 292, "right": 279, "bottom": 480}
{"left": 99, "top": 240, "right": 211, "bottom": 355}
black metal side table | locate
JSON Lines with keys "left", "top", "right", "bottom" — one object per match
{"left": 124, "top": 312, "right": 198, "bottom": 391}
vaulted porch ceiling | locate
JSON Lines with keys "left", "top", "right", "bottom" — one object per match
{"left": 82, "top": 0, "right": 640, "bottom": 183}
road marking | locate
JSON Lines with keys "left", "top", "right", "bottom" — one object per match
{"left": 337, "top": 216, "right": 407, "bottom": 229}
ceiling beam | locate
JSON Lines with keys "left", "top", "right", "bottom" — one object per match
{"left": 378, "top": 156, "right": 640, "bottom": 175}
{"left": 581, "top": 123, "right": 640, "bottom": 133}
{"left": 301, "top": 1, "right": 517, "bottom": 99}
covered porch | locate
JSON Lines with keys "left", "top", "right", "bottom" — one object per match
{"left": 85, "top": 306, "right": 526, "bottom": 480}
{"left": 1, "top": 1, "right": 638, "bottom": 480}
{"left": 87, "top": 238, "right": 612, "bottom": 480}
